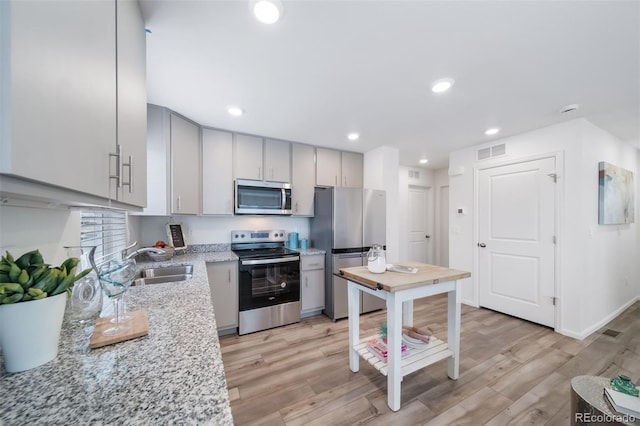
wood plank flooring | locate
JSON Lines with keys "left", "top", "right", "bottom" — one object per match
{"left": 219, "top": 295, "right": 640, "bottom": 425}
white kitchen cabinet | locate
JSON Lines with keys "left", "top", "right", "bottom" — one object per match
{"left": 202, "top": 129, "right": 233, "bottom": 215}
{"left": 291, "top": 144, "right": 315, "bottom": 216}
{"left": 171, "top": 114, "right": 200, "bottom": 215}
{"left": 264, "top": 139, "right": 291, "bottom": 183}
{"left": 315, "top": 148, "right": 342, "bottom": 187}
{"left": 0, "top": 0, "right": 115, "bottom": 200}
{"left": 233, "top": 134, "right": 263, "bottom": 180}
{"left": 206, "top": 261, "right": 238, "bottom": 334}
{"left": 114, "top": 0, "right": 147, "bottom": 207}
{"left": 301, "top": 254, "right": 325, "bottom": 316}
{"left": 0, "top": 0, "right": 147, "bottom": 208}
{"left": 341, "top": 151, "right": 364, "bottom": 188}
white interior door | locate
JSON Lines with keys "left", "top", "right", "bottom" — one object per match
{"left": 478, "top": 157, "right": 556, "bottom": 327}
{"left": 407, "top": 186, "right": 433, "bottom": 263}
{"left": 439, "top": 186, "right": 449, "bottom": 267}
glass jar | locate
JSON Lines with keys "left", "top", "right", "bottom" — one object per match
{"left": 367, "top": 244, "right": 386, "bottom": 274}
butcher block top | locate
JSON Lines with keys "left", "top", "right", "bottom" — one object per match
{"left": 339, "top": 262, "right": 471, "bottom": 292}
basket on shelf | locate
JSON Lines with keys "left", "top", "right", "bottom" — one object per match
{"left": 147, "top": 246, "right": 174, "bottom": 261}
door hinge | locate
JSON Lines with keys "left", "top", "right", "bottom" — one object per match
{"left": 548, "top": 173, "right": 558, "bottom": 183}
{"left": 552, "top": 235, "right": 557, "bottom": 244}
{"left": 552, "top": 297, "right": 557, "bottom": 306}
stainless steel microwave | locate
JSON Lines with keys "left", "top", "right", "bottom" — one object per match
{"left": 235, "top": 179, "right": 292, "bottom": 215}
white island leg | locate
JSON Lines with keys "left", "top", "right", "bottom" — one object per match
{"left": 386, "top": 291, "right": 403, "bottom": 411}
{"left": 348, "top": 281, "right": 361, "bottom": 373}
{"left": 447, "top": 280, "right": 461, "bottom": 379}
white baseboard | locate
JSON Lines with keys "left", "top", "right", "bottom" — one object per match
{"left": 558, "top": 295, "right": 640, "bottom": 340}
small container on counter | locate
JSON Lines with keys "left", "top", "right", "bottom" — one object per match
{"left": 288, "top": 232, "right": 299, "bottom": 249}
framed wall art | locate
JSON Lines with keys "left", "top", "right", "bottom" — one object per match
{"left": 598, "top": 161, "right": 635, "bottom": 225}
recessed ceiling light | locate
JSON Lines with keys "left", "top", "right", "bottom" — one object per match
{"left": 419, "top": 158, "right": 429, "bottom": 164}
{"left": 431, "top": 78, "right": 455, "bottom": 93}
{"left": 251, "top": 0, "right": 283, "bottom": 24}
{"left": 485, "top": 127, "right": 500, "bottom": 136}
{"left": 227, "top": 106, "right": 244, "bottom": 116}
{"left": 347, "top": 133, "right": 360, "bottom": 141}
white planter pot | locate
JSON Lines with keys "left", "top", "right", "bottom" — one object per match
{"left": 0, "top": 292, "right": 67, "bottom": 373}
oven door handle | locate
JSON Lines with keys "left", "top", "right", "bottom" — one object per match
{"left": 241, "top": 256, "right": 300, "bottom": 266}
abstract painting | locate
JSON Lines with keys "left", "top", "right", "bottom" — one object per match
{"left": 598, "top": 162, "right": 635, "bottom": 224}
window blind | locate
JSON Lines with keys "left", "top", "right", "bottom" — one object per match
{"left": 80, "top": 209, "right": 128, "bottom": 267}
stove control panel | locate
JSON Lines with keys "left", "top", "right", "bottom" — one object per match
{"left": 231, "top": 229, "right": 287, "bottom": 243}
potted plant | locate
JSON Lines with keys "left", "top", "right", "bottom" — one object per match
{"left": 0, "top": 249, "right": 91, "bottom": 373}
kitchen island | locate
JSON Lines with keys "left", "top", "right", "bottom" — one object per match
{"left": 0, "top": 251, "right": 237, "bottom": 425}
{"left": 340, "top": 262, "right": 471, "bottom": 412}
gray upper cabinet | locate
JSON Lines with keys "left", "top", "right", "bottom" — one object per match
{"left": 233, "top": 135, "right": 291, "bottom": 183}
{"left": 291, "top": 144, "right": 315, "bottom": 216}
{"left": 0, "top": 0, "right": 147, "bottom": 208}
{"left": 114, "top": 0, "right": 147, "bottom": 207}
{"left": 340, "top": 151, "right": 364, "bottom": 188}
{"left": 264, "top": 139, "right": 291, "bottom": 183}
{"left": 233, "top": 134, "right": 263, "bottom": 180}
{"left": 0, "top": 0, "right": 115, "bottom": 200}
{"left": 316, "top": 148, "right": 363, "bottom": 188}
{"left": 170, "top": 114, "right": 200, "bottom": 215}
{"left": 202, "top": 129, "right": 233, "bottom": 215}
{"left": 315, "top": 148, "right": 342, "bottom": 187}
{"left": 142, "top": 105, "right": 171, "bottom": 215}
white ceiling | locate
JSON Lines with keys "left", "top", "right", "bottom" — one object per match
{"left": 140, "top": 0, "right": 640, "bottom": 169}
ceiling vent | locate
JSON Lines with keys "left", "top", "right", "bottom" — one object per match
{"left": 408, "top": 170, "right": 420, "bottom": 179}
{"left": 477, "top": 143, "right": 506, "bottom": 161}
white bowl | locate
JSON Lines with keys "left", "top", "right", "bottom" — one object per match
{"left": 148, "top": 247, "right": 174, "bottom": 261}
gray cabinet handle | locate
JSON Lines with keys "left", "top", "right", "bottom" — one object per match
{"left": 109, "top": 144, "right": 122, "bottom": 187}
{"left": 122, "top": 155, "right": 133, "bottom": 193}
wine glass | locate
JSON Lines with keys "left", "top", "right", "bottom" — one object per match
{"left": 98, "top": 258, "right": 136, "bottom": 336}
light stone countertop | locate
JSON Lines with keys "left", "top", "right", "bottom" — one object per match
{"left": 0, "top": 248, "right": 325, "bottom": 425}
{"left": 0, "top": 251, "right": 237, "bottom": 425}
{"left": 293, "top": 248, "right": 326, "bottom": 256}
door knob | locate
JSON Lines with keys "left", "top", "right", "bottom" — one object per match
{"left": 425, "top": 235, "right": 431, "bottom": 239}
{"left": 477, "top": 242, "right": 486, "bottom": 248}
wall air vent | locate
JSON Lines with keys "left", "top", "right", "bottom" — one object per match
{"left": 408, "top": 170, "right": 420, "bottom": 179}
{"left": 477, "top": 147, "right": 491, "bottom": 160}
{"left": 491, "top": 143, "right": 506, "bottom": 157}
{"left": 477, "top": 143, "right": 507, "bottom": 161}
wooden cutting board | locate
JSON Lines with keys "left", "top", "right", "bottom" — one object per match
{"left": 90, "top": 309, "right": 149, "bottom": 349}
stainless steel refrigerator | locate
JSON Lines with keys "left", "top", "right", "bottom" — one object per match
{"left": 310, "top": 187, "right": 387, "bottom": 320}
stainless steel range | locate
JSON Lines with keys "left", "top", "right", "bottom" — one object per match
{"left": 232, "top": 229, "right": 300, "bottom": 335}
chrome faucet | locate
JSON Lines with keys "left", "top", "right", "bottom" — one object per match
{"left": 121, "top": 242, "right": 166, "bottom": 260}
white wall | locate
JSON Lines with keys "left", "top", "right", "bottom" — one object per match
{"left": 0, "top": 205, "right": 146, "bottom": 264}
{"left": 364, "top": 146, "right": 400, "bottom": 263}
{"left": 449, "top": 118, "right": 639, "bottom": 338}
{"left": 0, "top": 205, "right": 80, "bottom": 264}
{"left": 137, "top": 215, "right": 310, "bottom": 247}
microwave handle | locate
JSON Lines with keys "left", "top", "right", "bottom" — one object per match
{"left": 282, "top": 188, "right": 286, "bottom": 209}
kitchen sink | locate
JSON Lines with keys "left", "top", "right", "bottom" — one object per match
{"left": 132, "top": 264, "right": 193, "bottom": 286}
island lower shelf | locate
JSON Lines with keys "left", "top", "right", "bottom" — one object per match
{"left": 354, "top": 335, "right": 453, "bottom": 377}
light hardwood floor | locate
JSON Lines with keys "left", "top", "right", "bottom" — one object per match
{"left": 219, "top": 296, "right": 640, "bottom": 425}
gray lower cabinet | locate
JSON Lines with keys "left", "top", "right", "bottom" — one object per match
{"left": 301, "top": 254, "right": 325, "bottom": 317}
{"left": 206, "top": 261, "right": 238, "bottom": 334}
